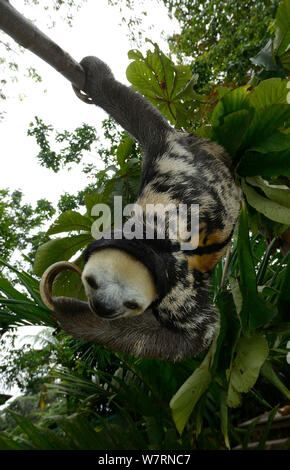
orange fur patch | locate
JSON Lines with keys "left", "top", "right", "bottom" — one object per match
{"left": 187, "top": 229, "right": 228, "bottom": 273}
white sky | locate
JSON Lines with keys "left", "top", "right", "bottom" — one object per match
{"left": 0, "top": 0, "right": 179, "bottom": 397}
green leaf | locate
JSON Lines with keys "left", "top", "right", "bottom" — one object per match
{"left": 241, "top": 104, "right": 290, "bottom": 148}
{"left": 247, "top": 290, "right": 278, "bottom": 330}
{"left": 195, "top": 125, "right": 212, "bottom": 139}
{"left": 257, "top": 405, "right": 280, "bottom": 450}
{"left": 250, "top": 40, "right": 277, "bottom": 71}
{"left": 47, "top": 210, "right": 92, "bottom": 235}
{"left": 84, "top": 193, "right": 105, "bottom": 216}
{"left": 170, "top": 341, "right": 216, "bottom": 434}
{"left": 273, "top": 0, "right": 290, "bottom": 60}
{"left": 242, "top": 180, "right": 290, "bottom": 225}
{"left": 246, "top": 176, "right": 290, "bottom": 209}
{"left": 0, "top": 434, "right": 29, "bottom": 450}
{"left": 9, "top": 412, "right": 71, "bottom": 450}
{"left": 212, "top": 109, "right": 253, "bottom": 157}
{"left": 214, "top": 291, "right": 241, "bottom": 375}
{"left": 220, "top": 389, "right": 230, "bottom": 449}
{"left": 211, "top": 86, "right": 251, "bottom": 127}
{"left": 0, "top": 258, "right": 48, "bottom": 310}
{"left": 117, "top": 137, "right": 134, "bottom": 169}
{"left": 261, "top": 361, "right": 290, "bottom": 399}
{"left": 248, "top": 78, "right": 288, "bottom": 109}
{"left": 34, "top": 234, "right": 92, "bottom": 276}
{"left": 128, "top": 49, "right": 144, "bottom": 60}
{"left": 227, "top": 383, "right": 242, "bottom": 408}
{"left": 228, "top": 335, "right": 269, "bottom": 395}
{"left": 146, "top": 46, "right": 175, "bottom": 98}
{"left": 237, "top": 203, "right": 257, "bottom": 295}
{"left": 126, "top": 60, "right": 162, "bottom": 98}
{"left": 0, "top": 275, "right": 28, "bottom": 302}
{"left": 174, "top": 73, "right": 204, "bottom": 101}
{"left": 229, "top": 276, "right": 243, "bottom": 317}
{"left": 249, "top": 130, "right": 290, "bottom": 153}
{"left": 237, "top": 149, "right": 290, "bottom": 178}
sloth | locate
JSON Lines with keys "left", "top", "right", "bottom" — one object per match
{"left": 40, "top": 56, "right": 241, "bottom": 362}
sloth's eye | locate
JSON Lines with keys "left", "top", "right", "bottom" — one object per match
{"left": 124, "top": 301, "right": 139, "bottom": 310}
{"left": 85, "top": 276, "right": 98, "bottom": 289}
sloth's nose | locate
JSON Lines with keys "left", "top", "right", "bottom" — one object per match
{"left": 89, "top": 298, "right": 116, "bottom": 318}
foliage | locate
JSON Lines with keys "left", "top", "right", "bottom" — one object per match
{"left": 0, "top": 0, "right": 289, "bottom": 452}
{"left": 0, "top": 188, "right": 55, "bottom": 263}
{"left": 163, "top": 0, "right": 280, "bottom": 89}
{"left": 27, "top": 117, "right": 97, "bottom": 173}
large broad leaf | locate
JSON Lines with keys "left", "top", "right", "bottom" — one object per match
{"left": 34, "top": 234, "right": 92, "bottom": 276}
{"left": 212, "top": 109, "right": 253, "bottom": 157}
{"left": 146, "top": 46, "right": 175, "bottom": 98}
{"left": 249, "top": 130, "right": 290, "bottom": 153}
{"left": 248, "top": 78, "right": 288, "bottom": 109}
{"left": 237, "top": 79, "right": 290, "bottom": 149}
{"left": 126, "top": 44, "right": 200, "bottom": 125}
{"left": 170, "top": 339, "right": 217, "bottom": 434}
{"left": 241, "top": 104, "right": 290, "bottom": 148}
{"left": 242, "top": 180, "right": 290, "bottom": 225}
{"left": 126, "top": 60, "right": 162, "bottom": 98}
{"left": 211, "top": 86, "right": 251, "bottom": 127}
{"left": 237, "top": 149, "right": 290, "bottom": 178}
{"left": 246, "top": 176, "right": 290, "bottom": 209}
{"left": 47, "top": 210, "right": 92, "bottom": 236}
{"left": 273, "top": 0, "right": 290, "bottom": 67}
{"left": 227, "top": 335, "right": 269, "bottom": 407}
{"left": 84, "top": 193, "right": 106, "bottom": 216}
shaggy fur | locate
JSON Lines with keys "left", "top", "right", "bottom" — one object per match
{"left": 50, "top": 56, "right": 241, "bottom": 361}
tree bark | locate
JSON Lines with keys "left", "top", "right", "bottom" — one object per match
{"left": 0, "top": 0, "right": 85, "bottom": 90}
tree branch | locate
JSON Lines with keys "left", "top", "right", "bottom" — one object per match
{"left": 0, "top": 0, "right": 85, "bottom": 90}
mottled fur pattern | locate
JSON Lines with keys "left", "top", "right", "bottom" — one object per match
{"left": 51, "top": 56, "right": 241, "bottom": 361}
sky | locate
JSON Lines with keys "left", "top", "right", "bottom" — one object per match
{"left": 0, "top": 0, "right": 179, "bottom": 397}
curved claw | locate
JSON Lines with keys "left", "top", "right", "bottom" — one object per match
{"left": 39, "top": 261, "right": 82, "bottom": 310}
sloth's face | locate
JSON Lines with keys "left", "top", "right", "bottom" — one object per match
{"left": 82, "top": 248, "right": 157, "bottom": 319}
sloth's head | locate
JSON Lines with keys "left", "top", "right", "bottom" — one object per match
{"left": 82, "top": 248, "right": 158, "bottom": 319}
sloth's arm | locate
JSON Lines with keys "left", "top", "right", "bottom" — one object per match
{"left": 52, "top": 297, "right": 197, "bottom": 362}
{"left": 79, "top": 56, "right": 172, "bottom": 154}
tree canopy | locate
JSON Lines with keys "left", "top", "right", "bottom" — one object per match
{"left": 0, "top": 0, "right": 289, "bottom": 452}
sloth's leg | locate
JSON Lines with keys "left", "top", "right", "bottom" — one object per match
{"left": 51, "top": 297, "right": 203, "bottom": 362}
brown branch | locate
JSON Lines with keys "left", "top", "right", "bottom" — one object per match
{"left": 0, "top": 0, "right": 85, "bottom": 90}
